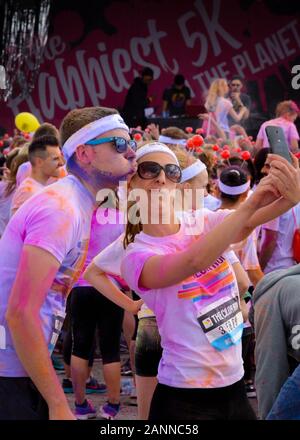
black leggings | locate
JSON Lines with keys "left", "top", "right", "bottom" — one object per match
{"left": 149, "top": 379, "right": 257, "bottom": 421}
{"left": 0, "top": 377, "right": 48, "bottom": 420}
{"left": 65, "top": 286, "right": 124, "bottom": 365}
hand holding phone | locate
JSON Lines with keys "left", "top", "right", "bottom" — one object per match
{"left": 265, "top": 125, "right": 292, "bottom": 164}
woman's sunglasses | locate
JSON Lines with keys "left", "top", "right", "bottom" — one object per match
{"left": 85, "top": 136, "right": 137, "bottom": 153}
{"left": 137, "top": 161, "right": 182, "bottom": 183}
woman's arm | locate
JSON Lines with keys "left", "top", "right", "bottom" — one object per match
{"left": 135, "top": 156, "right": 300, "bottom": 290}
{"left": 83, "top": 263, "right": 143, "bottom": 314}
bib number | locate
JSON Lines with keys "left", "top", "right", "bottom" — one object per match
{"left": 196, "top": 296, "right": 243, "bottom": 351}
{"left": 48, "top": 311, "right": 65, "bottom": 355}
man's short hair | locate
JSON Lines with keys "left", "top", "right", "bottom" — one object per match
{"left": 59, "top": 106, "right": 119, "bottom": 146}
{"left": 141, "top": 67, "right": 154, "bottom": 78}
{"left": 28, "top": 135, "right": 59, "bottom": 165}
{"left": 231, "top": 75, "right": 243, "bottom": 84}
{"left": 32, "top": 123, "right": 60, "bottom": 143}
{"left": 174, "top": 74, "right": 185, "bottom": 86}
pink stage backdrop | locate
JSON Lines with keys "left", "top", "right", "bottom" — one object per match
{"left": 1, "top": 0, "right": 300, "bottom": 131}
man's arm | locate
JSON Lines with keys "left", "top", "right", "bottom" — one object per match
{"left": 6, "top": 245, "right": 75, "bottom": 420}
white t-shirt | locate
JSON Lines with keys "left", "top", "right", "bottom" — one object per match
{"left": 11, "top": 177, "right": 45, "bottom": 215}
{"left": 0, "top": 175, "right": 95, "bottom": 377}
{"left": 215, "top": 97, "right": 233, "bottom": 133}
{"left": 75, "top": 208, "right": 125, "bottom": 288}
{"left": 93, "top": 209, "right": 239, "bottom": 321}
{"left": 263, "top": 204, "right": 300, "bottom": 274}
{"left": 0, "top": 181, "right": 14, "bottom": 237}
{"left": 16, "top": 161, "right": 32, "bottom": 187}
{"left": 119, "top": 209, "right": 244, "bottom": 388}
{"left": 204, "top": 194, "right": 221, "bottom": 211}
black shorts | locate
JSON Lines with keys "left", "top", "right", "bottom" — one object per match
{"left": 0, "top": 377, "right": 48, "bottom": 420}
{"left": 135, "top": 317, "right": 162, "bottom": 377}
{"left": 71, "top": 286, "right": 124, "bottom": 364}
{"left": 149, "top": 379, "right": 257, "bottom": 421}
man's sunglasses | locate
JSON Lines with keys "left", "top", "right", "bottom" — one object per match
{"left": 85, "top": 136, "right": 137, "bottom": 153}
{"left": 137, "top": 161, "right": 182, "bottom": 183}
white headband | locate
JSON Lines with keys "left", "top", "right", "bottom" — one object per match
{"left": 62, "top": 114, "right": 129, "bottom": 161}
{"left": 158, "top": 135, "right": 187, "bottom": 146}
{"left": 136, "top": 142, "right": 179, "bottom": 165}
{"left": 218, "top": 180, "right": 250, "bottom": 195}
{"left": 181, "top": 160, "right": 207, "bottom": 183}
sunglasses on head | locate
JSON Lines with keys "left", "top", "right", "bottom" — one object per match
{"left": 85, "top": 136, "right": 137, "bottom": 153}
{"left": 137, "top": 161, "right": 182, "bottom": 183}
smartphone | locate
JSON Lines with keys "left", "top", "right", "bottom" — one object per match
{"left": 265, "top": 125, "right": 292, "bottom": 163}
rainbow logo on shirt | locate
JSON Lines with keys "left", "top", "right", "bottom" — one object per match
{"left": 178, "top": 257, "right": 236, "bottom": 302}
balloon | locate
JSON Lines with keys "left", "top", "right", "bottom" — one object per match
{"left": 212, "top": 144, "right": 219, "bottom": 152}
{"left": 235, "top": 147, "right": 242, "bottom": 153}
{"left": 241, "top": 151, "right": 251, "bottom": 161}
{"left": 133, "top": 133, "right": 142, "bottom": 141}
{"left": 221, "top": 150, "right": 230, "bottom": 160}
{"left": 185, "top": 126, "right": 193, "bottom": 133}
{"left": 0, "top": 141, "right": 3, "bottom": 147}
{"left": 186, "top": 138, "right": 195, "bottom": 150}
{"left": 15, "top": 112, "right": 40, "bottom": 133}
{"left": 196, "top": 128, "right": 204, "bottom": 134}
{"left": 192, "top": 135, "right": 204, "bottom": 147}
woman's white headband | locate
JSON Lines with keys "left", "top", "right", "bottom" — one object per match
{"left": 62, "top": 114, "right": 129, "bottom": 161}
{"left": 158, "top": 135, "right": 187, "bottom": 146}
{"left": 218, "top": 180, "right": 250, "bottom": 195}
{"left": 181, "top": 160, "right": 207, "bottom": 183}
{"left": 136, "top": 143, "right": 179, "bottom": 165}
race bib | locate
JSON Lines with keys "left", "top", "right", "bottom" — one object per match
{"left": 195, "top": 296, "right": 243, "bottom": 351}
{"left": 48, "top": 310, "right": 66, "bottom": 355}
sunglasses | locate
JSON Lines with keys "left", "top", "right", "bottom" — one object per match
{"left": 85, "top": 136, "right": 137, "bottom": 153}
{"left": 137, "top": 161, "right": 182, "bottom": 183}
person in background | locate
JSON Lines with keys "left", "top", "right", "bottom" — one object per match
{"left": 227, "top": 76, "right": 251, "bottom": 128}
{"left": 10, "top": 136, "right": 64, "bottom": 216}
{"left": 254, "top": 151, "right": 300, "bottom": 274}
{"left": 162, "top": 74, "right": 191, "bottom": 117}
{"left": 122, "top": 68, "right": 154, "bottom": 129}
{"left": 200, "top": 79, "right": 248, "bottom": 140}
{"left": 255, "top": 101, "right": 299, "bottom": 152}
{"left": 253, "top": 264, "right": 300, "bottom": 419}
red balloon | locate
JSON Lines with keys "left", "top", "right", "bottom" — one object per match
{"left": 223, "top": 145, "right": 230, "bottom": 150}
{"left": 221, "top": 150, "right": 230, "bottom": 159}
{"left": 212, "top": 144, "right": 219, "bottom": 152}
{"left": 196, "top": 128, "right": 204, "bottom": 134}
{"left": 185, "top": 126, "right": 193, "bottom": 133}
{"left": 235, "top": 147, "right": 242, "bottom": 153}
{"left": 192, "top": 135, "right": 204, "bottom": 147}
{"left": 133, "top": 133, "right": 142, "bottom": 141}
{"left": 186, "top": 138, "right": 195, "bottom": 150}
{"left": 241, "top": 151, "right": 251, "bottom": 161}
{"left": 0, "top": 140, "right": 3, "bottom": 147}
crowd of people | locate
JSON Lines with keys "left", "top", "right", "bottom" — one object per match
{"left": 0, "top": 75, "right": 300, "bottom": 421}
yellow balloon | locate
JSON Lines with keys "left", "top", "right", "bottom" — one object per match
{"left": 15, "top": 112, "right": 40, "bottom": 133}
